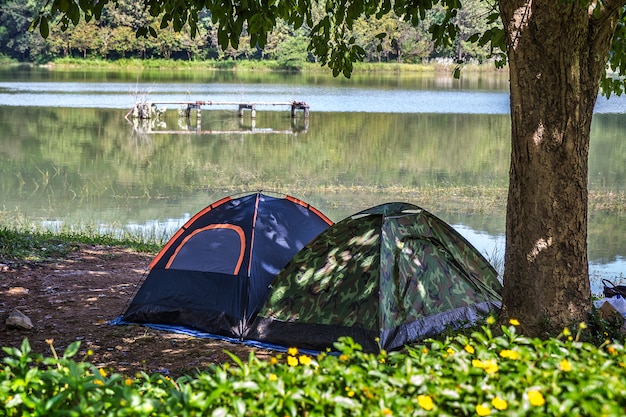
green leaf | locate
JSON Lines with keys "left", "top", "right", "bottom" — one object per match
{"left": 173, "top": 16, "right": 183, "bottom": 32}
{"left": 20, "top": 338, "right": 31, "bottom": 355}
{"left": 67, "top": 2, "right": 80, "bottom": 25}
{"left": 212, "top": 407, "right": 228, "bottom": 417}
{"left": 45, "top": 390, "right": 71, "bottom": 412}
{"left": 63, "top": 341, "right": 81, "bottom": 359}
{"left": 234, "top": 398, "right": 246, "bottom": 415}
{"left": 332, "top": 395, "right": 359, "bottom": 408}
{"left": 160, "top": 14, "right": 170, "bottom": 29}
{"left": 40, "top": 18, "right": 50, "bottom": 39}
{"left": 29, "top": 16, "right": 41, "bottom": 33}
{"left": 377, "top": 0, "right": 391, "bottom": 18}
{"left": 223, "top": 350, "right": 245, "bottom": 368}
{"left": 136, "top": 27, "right": 148, "bottom": 38}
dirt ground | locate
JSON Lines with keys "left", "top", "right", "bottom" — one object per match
{"left": 0, "top": 245, "right": 272, "bottom": 378}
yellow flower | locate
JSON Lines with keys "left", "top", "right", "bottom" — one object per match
{"left": 45, "top": 338, "right": 54, "bottom": 345}
{"left": 482, "top": 359, "right": 499, "bottom": 374}
{"left": 287, "top": 347, "right": 298, "bottom": 356}
{"left": 562, "top": 327, "right": 571, "bottom": 336}
{"left": 270, "top": 357, "right": 278, "bottom": 365}
{"left": 287, "top": 356, "right": 298, "bottom": 367}
{"left": 559, "top": 359, "right": 572, "bottom": 372}
{"left": 339, "top": 354, "right": 349, "bottom": 361}
{"left": 417, "top": 394, "right": 434, "bottom": 411}
{"left": 98, "top": 368, "right": 107, "bottom": 378}
{"left": 124, "top": 378, "right": 132, "bottom": 386}
{"left": 464, "top": 345, "right": 475, "bottom": 354}
{"left": 578, "top": 322, "right": 587, "bottom": 330}
{"left": 299, "top": 355, "right": 312, "bottom": 366}
{"left": 486, "top": 316, "right": 496, "bottom": 325}
{"left": 527, "top": 390, "right": 545, "bottom": 407}
{"left": 473, "top": 358, "right": 498, "bottom": 373}
{"left": 347, "top": 390, "right": 355, "bottom": 397}
{"left": 476, "top": 403, "right": 491, "bottom": 416}
{"left": 499, "top": 349, "right": 520, "bottom": 360}
{"left": 94, "top": 379, "right": 104, "bottom": 386}
{"left": 608, "top": 346, "right": 618, "bottom": 355}
{"left": 382, "top": 408, "right": 393, "bottom": 415}
{"left": 509, "top": 318, "right": 520, "bottom": 326}
{"left": 87, "top": 349, "right": 94, "bottom": 356}
{"left": 492, "top": 396, "right": 508, "bottom": 411}
{"left": 446, "top": 347, "right": 455, "bottom": 355}
{"left": 422, "top": 347, "right": 429, "bottom": 354}
{"left": 269, "top": 373, "right": 278, "bottom": 381}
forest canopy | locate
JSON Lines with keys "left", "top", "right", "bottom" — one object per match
{"left": 0, "top": 0, "right": 499, "bottom": 66}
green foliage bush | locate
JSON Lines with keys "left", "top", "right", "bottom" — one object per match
{"left": 2, "top": 320, "right": 625, "bottom": 416}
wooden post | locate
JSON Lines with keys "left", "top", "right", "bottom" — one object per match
{"left": 290, "top": 102, "right": 310, "bottom": 119}
{"left": 238, "top": 104, "right": 256, "bottom": 118}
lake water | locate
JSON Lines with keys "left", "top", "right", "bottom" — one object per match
{"left": 1, "top": 67, "right": 626, "bottom": 292}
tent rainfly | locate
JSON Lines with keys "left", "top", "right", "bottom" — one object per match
{"left": 246, "top": 202, "right": 502, "bottom": 352}
{"left": 118, "top": 192, "right": 333, "bottom": 338}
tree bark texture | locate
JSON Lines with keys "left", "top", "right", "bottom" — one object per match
{"left": 497, "top": 0, "right": 622, "bottom": 334}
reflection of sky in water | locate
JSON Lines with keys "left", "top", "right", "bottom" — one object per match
{"left": 452, "top": 224, "right": 625, "bottom": 295}
{"left": 452, "top": 224, "right": 504, "bottom": 275}
{"left": 1, "top": 81, "right": 625, "bottom": 114}
{"left": 123, "top": 215, "right": 190, "bottom": 236}
{"left": 0, "top": 82, "right": 510, "bottom": 113}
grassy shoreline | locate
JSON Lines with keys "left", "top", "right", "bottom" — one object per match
{"left": 0, "top": 226, "right": 160, "bottom": 266}
{"left": 16, "top": 57, "right": 509, "bottom": 75}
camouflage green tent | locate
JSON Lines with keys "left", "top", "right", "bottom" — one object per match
{"left": 246, "top": 202, "right": 502, "bottom": 352}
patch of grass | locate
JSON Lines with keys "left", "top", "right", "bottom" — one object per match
{"left": 0, "top": 228, "right": 76, "bottom": 264}
{"left": 0, "top": 227, "right": 160, "bottom": 266}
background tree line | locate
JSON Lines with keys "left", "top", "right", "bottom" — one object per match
{"left": 0, "top": 0, "right": 497, "bottom": 67}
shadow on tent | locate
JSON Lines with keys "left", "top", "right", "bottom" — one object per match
{"left": 113, "top": 198, "right": 502, "bottom": 353}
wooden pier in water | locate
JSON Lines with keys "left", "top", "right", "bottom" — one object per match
{"left": 130, "top": 100, "right": 309, "bottom": 120}
{"left": 127, "top": 99, "right": 310, "bottom": 135}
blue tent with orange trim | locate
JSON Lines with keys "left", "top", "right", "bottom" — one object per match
{"left": 118, "top": 192, "right": 333, "bottom": 339}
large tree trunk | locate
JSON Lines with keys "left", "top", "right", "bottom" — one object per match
{"left": 497, "top": 0, "right": 620, "bottom": 334}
